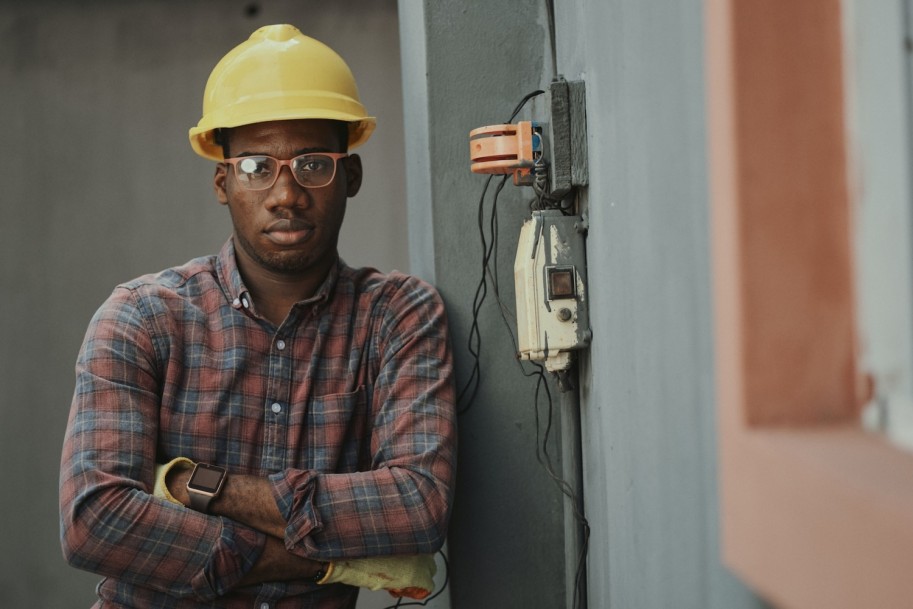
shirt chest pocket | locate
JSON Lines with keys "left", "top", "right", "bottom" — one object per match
{"left": 301, "top": 386, "right": 370, "bottom": 473}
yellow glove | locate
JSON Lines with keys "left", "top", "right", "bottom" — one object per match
{"left": 319, "top": 554, "right": 437, "bottom": 599}
{"left": 153, "top": 457, "right": 195, "bottom": 505}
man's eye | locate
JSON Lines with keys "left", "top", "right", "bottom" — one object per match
{"left": 239, "top": 158, "right": 271, "bottom": 175}
{"left": 299, "top": 159, "right": 330, "bottom": 173}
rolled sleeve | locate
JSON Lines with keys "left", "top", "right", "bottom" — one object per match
{"left": 195, "top": 519, "right": 267, "bottom": 598}
{"left": 268, "top": 469, "right": 324, "bottom": 553}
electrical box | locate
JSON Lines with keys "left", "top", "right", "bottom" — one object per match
{"left": 514, "top": 210, "right": 591, "bottom": 372}
{"left": 468, "top": 79, "right": 591, "bottom": 376}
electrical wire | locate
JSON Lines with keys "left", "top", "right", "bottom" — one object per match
{"left": 455, "top": 174, "right": 494, "bottom": 414}
{"left": 532, "top": 9, "right": 590, "bottom": 596}
{"left": 544, "top": 0, "right": 559, "bottom": 80}
{"left": 455, "top": 88, "right": 590, "bottom": 609}
{"left": 456, "top": 90, "right": 544, "bottom": 415}
{"left": 529, "top": 362, "right": 590, "bottom": 609}
{"left": 507, "top": 90, "right": 545, "bottom": 123}
{"left": 485, "top": 335, "right": 589, "bottom": 609}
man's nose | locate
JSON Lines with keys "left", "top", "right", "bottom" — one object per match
{"left": 267, "top": 165, "right": 309, "bottom": 209}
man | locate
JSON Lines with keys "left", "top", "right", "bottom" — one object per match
{"left": 59, "top": 24, "right": 456, "bottom": 609}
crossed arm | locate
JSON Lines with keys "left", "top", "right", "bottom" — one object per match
{"left": 60, "top": 278, "right": 456, "bottom": 601}
{"left": 158, "top": 464, "right": 440, "bottom": 596}
{"left": 164, "top": 467, "right": 322, "bottom": 586}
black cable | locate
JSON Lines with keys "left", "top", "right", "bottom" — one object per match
{"left": 502, "top": 94, "right": 592, "bottom": 609}
{"left": 458, "top": 89, "right": 546, "bottom": 415}
{"left": 528, "top": 362, "right": 590, "bottom": 609}
{"left": 476, "top": 172, "right": 590, "bottom": 609}
{"left": 486, "top": 187, "right": 520, "bottom": 339}
{"left": 455, "top": 174, "right": 494, "bottom": 414}
{"left": 484, "top": 176, "right": 511, "bottom": 320}
{"left": 459, "top": 175, "right": 509, "bottom": 415}
{"left": 544, "top": 0, "right": 558, "bottom": 80}
{"left": 489, "top": 175, "right": 503, "bottom": 297}
{"left": 507, "top": 90, "right": 545, "bottom": 123}
{"left": 455, "top": 88, "right": 590, "bottom": 609}
{"left": 483, "top": 228, "right": 590, "bottom": 609}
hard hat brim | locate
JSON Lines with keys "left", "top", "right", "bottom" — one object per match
{"left": 189, "top": 116, "right": 376, "bottom": 161}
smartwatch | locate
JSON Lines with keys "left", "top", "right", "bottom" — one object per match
{"left": 186, "top": 463, "right": 227, "bottom": 513}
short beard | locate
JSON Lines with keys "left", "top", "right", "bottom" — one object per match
{"left": 234, "top": 231, "right": 318, "bottom": 276}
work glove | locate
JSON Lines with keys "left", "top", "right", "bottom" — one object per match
{"left": 153, "top": 457, "right": 195, "bottom": 504}
{"left": 319, "top": 554, "right": 437, "bottom": 600}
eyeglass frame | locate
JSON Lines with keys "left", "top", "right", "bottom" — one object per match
{"left": 222, "top": 152, "right": 350, "bottom": 191}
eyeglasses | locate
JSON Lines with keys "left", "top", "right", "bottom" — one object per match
{"left": 223, "top": 152, "right": 349, "bottom": 190}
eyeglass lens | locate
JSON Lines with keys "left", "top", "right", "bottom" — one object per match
{"left": 234, "top": 153, "right": 340, "bottom": 190}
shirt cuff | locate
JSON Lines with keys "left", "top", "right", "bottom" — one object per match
{"left": 268, "top": 469, "right": 324, "bottom": 555}
{"left": 191, "top": 518, "right": 266, "bottom": 600}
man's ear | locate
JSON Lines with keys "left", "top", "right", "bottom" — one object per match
{"left": 343, "top": 154, "right": 363, "bottom": 198}
{"left": 214, "top": 163, "right": 229, "bottom": 205}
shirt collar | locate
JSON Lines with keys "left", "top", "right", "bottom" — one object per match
{"left": 308, "top": 257, "right": 341, "bottom": 305}
{"left": 216, "top": 238, "right": 341, "bottom": 309}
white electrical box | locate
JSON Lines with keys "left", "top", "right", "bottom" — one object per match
{"left": 514, "top": 210, "right": 591, "bottom": 372}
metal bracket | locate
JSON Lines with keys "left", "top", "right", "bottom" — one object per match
{"left": 547, "top": 78, "right": 589, "bottom": 199}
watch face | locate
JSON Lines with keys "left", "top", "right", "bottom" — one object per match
{"left": 188, "top": 464, "right": 226, "bottom": 494}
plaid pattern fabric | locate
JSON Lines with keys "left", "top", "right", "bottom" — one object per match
{"left": 59, "top": 239, "right": 456, "bottom": 608}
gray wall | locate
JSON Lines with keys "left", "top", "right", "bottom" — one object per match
{"left": 553, "top": 2, "right": 765, "bottom": 607}
{"left": 400, "top": 3, "right": 569, "bottom": 608}
{"left": 400, "top": 0, "right": 769, "bottom": 607}
{"left": 0, "top": 2, "right": 407, "bottom": 608}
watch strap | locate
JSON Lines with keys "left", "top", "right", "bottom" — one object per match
{"left": 314, "top": 562, "right": 333, "bottom": 585}
{"left": 188, "top": 489, "right": 215, "bottom": 513}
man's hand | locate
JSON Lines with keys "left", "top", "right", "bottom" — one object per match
{"left": 237, "top": 536, "right": 326, "bottom": 587}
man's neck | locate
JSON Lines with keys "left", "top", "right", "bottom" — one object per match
{"left": 234, "top": 248, "right": 335, "bottom": 326}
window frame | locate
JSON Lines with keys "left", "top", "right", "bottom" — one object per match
{"left": 705, "top": 1, "right": 913, "bottom": 607}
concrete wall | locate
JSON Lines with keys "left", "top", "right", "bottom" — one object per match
{"left": 401, "top": 0, "right": 770, "bottom": 607}
{"left": 553, "top": 2, "right": 765, "bottom": 607}
{"left": 399, "top": 3, "right": 569, "bottom": 607}
{"left": 0, "top": 2, "right": 406, "bottom": 607}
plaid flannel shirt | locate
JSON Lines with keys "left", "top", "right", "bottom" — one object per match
{"left": 59, "top": 239, "right": 456, "bottom": 609}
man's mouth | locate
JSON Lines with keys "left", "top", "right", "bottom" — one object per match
{"left": 264, "top": 218, "right": 313, "bottom": 246}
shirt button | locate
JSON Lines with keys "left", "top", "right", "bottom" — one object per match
{"left": 276, "top": 339, "right": 286, "bottom": 351}
{"left": 260, "top": 603, "right": 270, "bottom": 609}
{"left": 271, "top": 403, "right": 282, "bottom": 414}
{"left": 232, "top": 298, "right": 241, "bottom": 308}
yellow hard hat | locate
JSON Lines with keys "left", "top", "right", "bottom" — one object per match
{"left": 189, "top": 24, "right": 376, "bottom": 160}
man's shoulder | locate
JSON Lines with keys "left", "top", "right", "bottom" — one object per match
{"left": 338, "top": 264, "right": 440, "bottom": 303}
{"left": 102, "top": 255, "right": 224, "bottom": 319}
{"left": 118, "top": 254, "right": 220, "bottom": 295}
{"left": 86, "top": 254, "right": 228, "bottom": 346}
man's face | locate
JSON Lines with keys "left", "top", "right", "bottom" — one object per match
{"left": 214, "top": 119, "right": 362, "bottom": 279}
